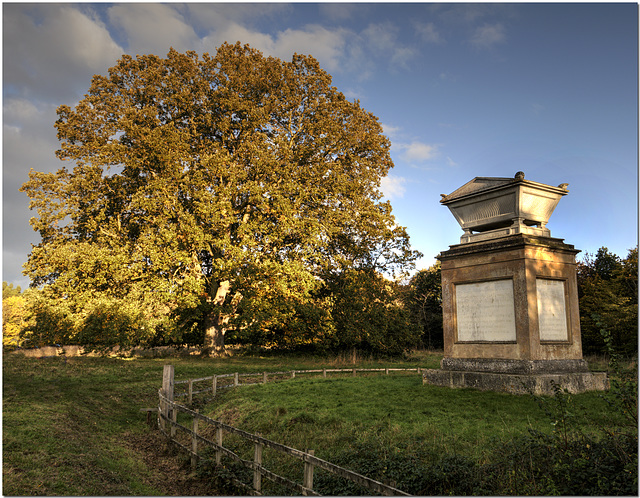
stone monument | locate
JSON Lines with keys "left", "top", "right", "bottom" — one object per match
{"left": 422, "top": 172, "right": 608, "bottom": 394}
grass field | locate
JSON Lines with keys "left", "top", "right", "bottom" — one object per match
{"left": 2, "top": 350, "right": 636, "bottom": 495}
{"left": 201, "top": 362, "right": 636, "bottom": 495}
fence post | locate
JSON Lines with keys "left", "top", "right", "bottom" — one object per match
{"left": 291, "top": 370, "right": 296, "bottom": 379}
{"left": 263, "top": 372, "right": 268, "bottom": 384}
{"left": 171, "top": 403, "right": 177, "bottom": 438}
{"left": 385, "top": 367, "right": 389, "bottom": 375}
{"left": 303, "top": 449, "right": 315, "bottom": 494}
{"left": 323, "top": 368, "right": 327, "bottom": 378}
{"left": 161, "top": 364, "right": 174, "bottom": 432}
{"left": 352, "top": 368, "right": 357, "bottom": 377}
{"left": 234, "top": 372, "right": 239, "bottom": 387}
{"left": 191, "top": 410, "right": 199, "bottom": 471}
{"left": 215, "top": 426, "right": 223, "bottom": 465}
{"left": 253, "top": 442, "right": 263, "bottom": 493}
{"left": 212, "top": 375, "right": 217, "bottom": 396}
{"left": 188, "top": 379, "right": 193, "bottom": 404}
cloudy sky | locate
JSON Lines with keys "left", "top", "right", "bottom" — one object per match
{"left": 3, "top": 2, "right": 638, "bottom": 288}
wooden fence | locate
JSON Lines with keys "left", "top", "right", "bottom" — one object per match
{"left": 171, "top": 366, "right": 424, "bottom": 403}
{"left": 157, "top": 364, "right": 417, "bottom": 496}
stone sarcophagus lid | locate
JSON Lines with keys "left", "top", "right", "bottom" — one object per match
{"left": 440, "top": 171, "right": 568, "bottom": 243}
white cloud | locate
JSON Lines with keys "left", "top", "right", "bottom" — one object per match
{"left": 201, "top": 23, "right": 277, "bottom": 56}
{"left": 531, "top": 103, "right": 545, "bottom": 115}
{"left": 3, "top": 99, "right": 61, "bottom": 288}
{"left": 4, "top": 99, "right": 40, "bottom": 125}
{"left": 380, "top": 175, "right": 407, "bottom": 200}
{"left": 391, "top": 46, "right": 417, "bottom": 70}
{"left": 415, "top": 22, "right": 444, "bottom": 44}
{"left": 3, "top": 99, "right": 62, "bottom": 178}
{"left": 101, "top": 5, "right": 415, "bottom": 82}
{"left": 381, "top": 123, "right": 402, "bottom": 138}
{"left": 398, "top": 142, "right": 440, "bottom": 163}
{"left": 447, "top": 157, "right": 459, "bottom": 167}
{"left": 3, "top": 4, "right": 123, "bottom": 102}
{"left": 108, "top": 4, "right": 199, "bottom": 55}
{"left": 439, "top": 72, "right": 457, "bottom": 83}
{"left": 361, "top": 22, "right": 417, "bottom": 70}
{"left": 341, "top": 88, "right": 365, "bottom": 101}
{"left": 271, "top": 26, "right": 350, "bottom": 73}
{"left": 318, "top": 4, "right": 361, "bottom": 22}
{"left": 186, "top": 3, "right": 291, "bottom": 31}
{"left": 363, "top": 22, "right": 398, "bottom": 53}
{"left": 470, "top": 23, "right": 506, "bottom": 49}
{"left": 200, "top": 22, "right": 350, "bottom": 74}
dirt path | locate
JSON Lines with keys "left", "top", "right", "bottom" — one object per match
{"left": 123, "top": 429, "right": 220, "bottom": 495}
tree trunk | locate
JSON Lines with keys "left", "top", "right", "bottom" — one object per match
{"left": 203, "top": 311, "right": 228, "bottom": 356}
{"left": 202, "top": 280, "right": 243, "bottom": 356}
{"left": 202, "top": 281, "right": 231, "bottom": 356}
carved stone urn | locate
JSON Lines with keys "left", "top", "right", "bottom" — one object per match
{"left": 439, "top": 171, "right": 568, "bottom": 243}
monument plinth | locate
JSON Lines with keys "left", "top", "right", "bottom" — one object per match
{"left": 423, "top": 172, "right": 608, "bottom": 394}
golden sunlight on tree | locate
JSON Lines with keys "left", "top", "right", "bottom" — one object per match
{"left": 20, "top": 43, "right": 421, "bottom": 354}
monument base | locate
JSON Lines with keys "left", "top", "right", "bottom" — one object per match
{"left": 422, "top": 368, "right": 608, "bottom": 395}
{"left": 440, "top": 357, "right": 590, "bottom": 374}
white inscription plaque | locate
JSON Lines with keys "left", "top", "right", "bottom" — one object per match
{"left": 536, "top": 279, "right": 568, "bottom": 341}
{"left": 455, "top": 279, "right": 517, "bottom": 342}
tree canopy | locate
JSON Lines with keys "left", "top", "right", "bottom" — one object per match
{"left": 20, "top": 43, "right": 421, "bottom": 353}
{"left": 3, "top": 282, "right": 22, "bottom": 298}
{"left": 577, "top": 246, "right": 638, "bottom": 357}
{"left": 403, "top": 263, "right": 443, "bottom": 350}
{"left": 3, "top": 283, "right": 26, "bottom": 349}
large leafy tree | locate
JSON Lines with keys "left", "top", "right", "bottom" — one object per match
{"left": 21, "top": 43, "right": 420, "bottom": 353}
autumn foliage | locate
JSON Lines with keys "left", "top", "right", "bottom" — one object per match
{"left": 19, "top": 43, "right": 421, "bottom": 354}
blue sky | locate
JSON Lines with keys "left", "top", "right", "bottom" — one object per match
{"left": 3, "top": 3, "right": 638, "bottom": 289}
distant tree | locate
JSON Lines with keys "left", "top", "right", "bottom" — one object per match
{"left": 3, "top": 295, "right": 26, "bottom": 349}
{"left": 578, "top": 246, "right": 638, "bottom": 357}
{"left": 328, "top": 269, "right": 422, "bottom": 355}
{"left": 591, "top": 247, "right": 622, "bottom": 281}
{"left": 3, "top": 282, "right": 22, "bottom": 298}
{"left": 404, "top": 263, "right": 443, "bottom": 350}
{"left": 19, "top": 289, "right": 75, "bottom": 348}
{"left": 3, "top": 283, "right": 26, "bottom": 349}
{"left": 20, "top": 43, "right": 420, "bottom": 353}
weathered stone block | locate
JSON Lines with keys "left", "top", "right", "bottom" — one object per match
{"left": 422, "top": 368, "right": 609, "bottom": 395}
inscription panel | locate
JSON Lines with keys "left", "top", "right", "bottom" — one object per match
{"left": 455, "top": 279, "right": 516, "bottom": 342}
{"left": 536, "top": 279, "right": 569, "bottom": 341}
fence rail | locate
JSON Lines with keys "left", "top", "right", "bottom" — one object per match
{"left": 157, "top": 364, "right": 414, "bottom": 496}
{"left": 172, "top": 366, "right": 423, "bottom": 403}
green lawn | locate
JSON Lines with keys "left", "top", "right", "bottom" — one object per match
{"left": 1, "top": 351, "right": 438, "bottom": 495}
{"left": 2, "top": 350, "right": 636, "bottom": 496}
{"left": 201, "top": 368, "right": 635, "bottom": 494}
